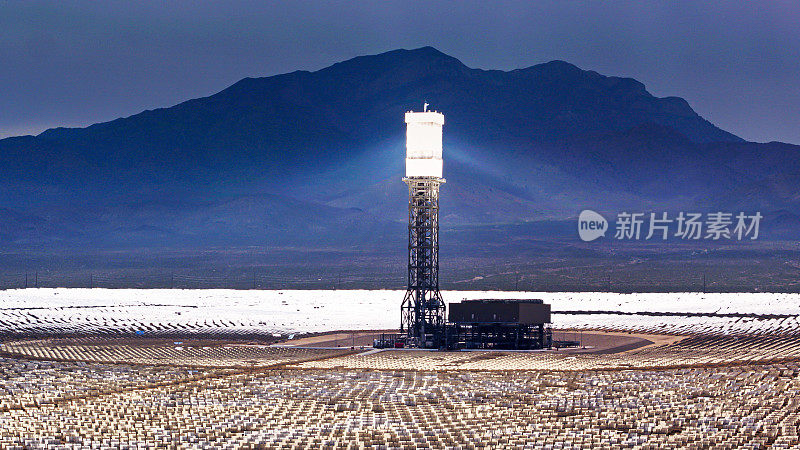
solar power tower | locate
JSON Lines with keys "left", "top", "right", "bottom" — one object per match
{"left": 401, "top": 104, "right": 446, "bottom": 348}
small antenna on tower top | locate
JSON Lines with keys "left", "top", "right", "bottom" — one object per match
{"left": 423, "top": 102, "right": 429, "bottom": 112}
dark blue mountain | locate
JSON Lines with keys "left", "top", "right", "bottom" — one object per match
{"left": 0, "top": 46, "right": 797, "bottom": 250}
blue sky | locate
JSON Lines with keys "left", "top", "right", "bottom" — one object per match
{"left": 2, "top": 1, "right": 798, "bottom": 143}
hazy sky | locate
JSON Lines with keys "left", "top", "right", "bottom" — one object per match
{"left": 2, "top": 1, "right": 799, "bottom": 143}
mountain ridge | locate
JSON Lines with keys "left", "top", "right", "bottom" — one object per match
{"left": 0, "top": 46, "right": 796, "bottom": 252}
{"left": 24, "top": 47, "right": 742, "bottom": 144}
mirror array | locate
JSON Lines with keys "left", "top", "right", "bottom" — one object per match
{"left": 1, "top": 361, "right": 800, "bottom": 448}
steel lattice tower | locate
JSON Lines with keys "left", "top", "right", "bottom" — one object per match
{"left": 400, "top": 106, "right": 446, "bottom": 347}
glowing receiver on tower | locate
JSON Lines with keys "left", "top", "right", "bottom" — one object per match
{"left": 404, "top": 110, "right": 444, "bottom": 179}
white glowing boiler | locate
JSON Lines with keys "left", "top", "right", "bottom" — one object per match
{"left": 404, "top": 106, "right": 444, "bottom": 179}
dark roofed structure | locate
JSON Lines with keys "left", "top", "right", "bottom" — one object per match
{"left": 445, "top": 299, "right": 552, "bottom": 350}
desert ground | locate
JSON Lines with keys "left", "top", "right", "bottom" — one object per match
{"left": 1, "top": 289, "right": 800, "bottom": 448}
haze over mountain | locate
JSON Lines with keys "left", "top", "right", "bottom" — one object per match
{"left": 1, "top": 46, "right": 798, "bottom": 251}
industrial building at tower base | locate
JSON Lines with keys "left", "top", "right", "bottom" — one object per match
{"left": 446, "top": 299, "right": 552, "bottom": 350}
